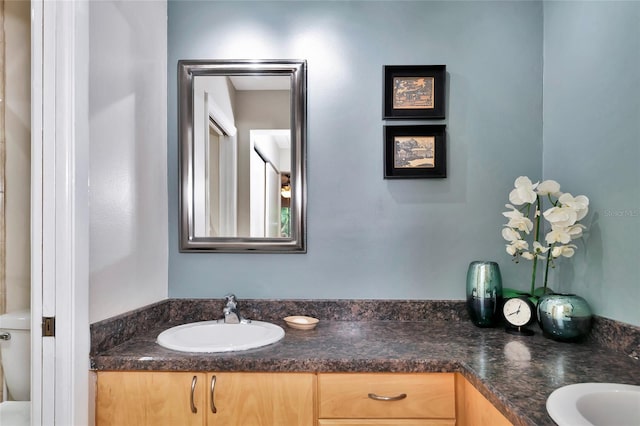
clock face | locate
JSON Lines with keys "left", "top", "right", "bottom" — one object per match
{"left": 503, "top": 297, "right": 533, "bottom": 327}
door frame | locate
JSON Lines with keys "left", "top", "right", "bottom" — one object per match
{"left": 31, "top": 0, "right": 90, "bottom": 425}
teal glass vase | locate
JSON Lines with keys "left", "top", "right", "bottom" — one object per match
{"left": 466, "top": 261, "right": 503, "bottom": 327}
{"left": 537, "top": 293, "right": 593, "bottom": 341}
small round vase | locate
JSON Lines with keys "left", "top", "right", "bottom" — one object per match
{"left": 466, "top": 261, "right": 503, "bottom": 327}
{"left": 537, "top": 293, "right": 593, "bottom": 341}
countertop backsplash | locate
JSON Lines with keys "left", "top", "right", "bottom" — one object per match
{"left": 589, "top": 315, "right": 640, "bottom": 360}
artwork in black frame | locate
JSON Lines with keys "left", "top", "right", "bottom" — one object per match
{"left": 383, "top": 65, "right": 446, "bottom": 119}
{"left": 384, "top": 125, "right": 446, "bottom": 179}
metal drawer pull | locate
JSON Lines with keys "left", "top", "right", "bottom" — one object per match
{"left": 190, "top": 376, "right": 198, "bottom": 413}
{"left": 368, "top": 392, "right": 407, "bottom": 401}
{"left": 210, "top": 375, "right": 218, "bottom": 413}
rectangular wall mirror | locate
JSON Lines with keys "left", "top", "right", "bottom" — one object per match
{"left": 178, "top": 60, "right": 307, "bottom": 252}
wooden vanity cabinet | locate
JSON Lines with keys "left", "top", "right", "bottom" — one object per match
{"left": 317, "top": 373, "right": 456, "bottom": 426}
{"left": 95, "top": 371, "right": 315, "bottom": 426}
{"left": 96, "top": 371, "right": 512, "bottom": 426}
{"left": 96, "top": 371, "right": 206, "bottom": 426}
{"left": 207, "top": 372, "right": 315, "bottom": 426}
{"left": 455, "top": 373, "right": 513, "bottom": 426}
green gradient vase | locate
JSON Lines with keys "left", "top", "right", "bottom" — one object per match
{"left": 466, "top": 261, "right": 503, "bottom": 327}
{"left": 537, "top": 293, "right": 593, "bottom": 341}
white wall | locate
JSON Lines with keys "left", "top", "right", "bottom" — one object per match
{"left": 5, "top": 0, "right": 31, "bottom": 312}
{"left": 89, "top": 0, "right": 168, "bottom": 322}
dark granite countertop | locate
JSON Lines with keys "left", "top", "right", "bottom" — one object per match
{"left": 90, "top": 300, "right": 640, "bottom": 426}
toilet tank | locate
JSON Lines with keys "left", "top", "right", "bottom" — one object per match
{"left": 0, "top": 309, "right": 31, "bottom": 401}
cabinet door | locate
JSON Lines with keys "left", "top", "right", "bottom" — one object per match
{"left": 318, "top": 420, "right": 455, "bottom": 426}
{"left": 96, "top": 371, "right": 206, "bottom": 426}
{"left": 455, "top": 374, "right": 512, "bottom": 426}
{"left": 207, "top": 372, "right": 315, "bottom": 426}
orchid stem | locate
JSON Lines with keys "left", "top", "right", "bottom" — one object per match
{"left": 530, "top": 256, "right": 538, "bottom": 296}
{"left": 530, "top": 195, "right": 542, "bottom": 295}
{"left": 543, "top": 248, "right": 552, "bottom": 293}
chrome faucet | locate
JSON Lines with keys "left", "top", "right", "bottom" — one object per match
{"left": 223, "top": 294, "right": 250, "bottom": 324}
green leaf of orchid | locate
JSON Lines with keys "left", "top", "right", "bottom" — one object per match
{"left": 502, "top": 288, "right": 528, "bottom": 298}
{"left": 533, "top": 287, "right": 554, "bottom": 297}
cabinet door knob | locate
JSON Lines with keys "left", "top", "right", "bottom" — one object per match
{"left": 367, "top": 392, "right": 407, "bottom": 401}
{"left": 190, "top": 375, "right": 198, "bottom": 414}
{"left": 210, "top": 375, "right": 218, "bottom": 413}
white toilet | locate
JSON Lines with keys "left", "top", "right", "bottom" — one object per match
{"left": 0, "top": 309, "right": 31, "bottom": 425}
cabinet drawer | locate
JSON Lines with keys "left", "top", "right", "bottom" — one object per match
{"left": 318, "top": 373, "right": 455, "bottom": 419}
{"left": 319, "top": 420, "right": 455, "bottom": 426}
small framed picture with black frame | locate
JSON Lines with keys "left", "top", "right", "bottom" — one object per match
{"left": 384, "top": 125, "right": 446, "bottom": 179}
{"left": 383, "top": 65, "right": 446, "bottom": 119}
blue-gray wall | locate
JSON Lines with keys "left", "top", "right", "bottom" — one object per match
{"left": 168, "top": 3, "right": 545, "bottom": 305}
{"left": 543, "top": 1, "right": 640, "bottom": 326}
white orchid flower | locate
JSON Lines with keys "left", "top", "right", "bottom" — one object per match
{"left": 502, "top": 227, "right": 521, "bottom": 242}
{"left": 521, "top": 251, "right": 535, "bottom": 260}
{"left": 567, "top": 224, "right": 586, "bottom": 240}
{"left": 502, "top": 206, "right": 534, "bottom": 233}
{"left": 506, "top": 239, "right": 529, "bottom": 255}
{"left": 545, "top": 227, "right": 572, "bottom": 245}
{"left": 532, "top": 241, "right": 549, "bottom": 254}
{"left": 543, "top": 205, "right": 578, "bottom": 228}
{"left": 521, "top": 242, "right": 548, "bottom": 261}
{"left": 551, "top": 244, "right": 577, "bottom": 258}
{"left": 536, "top": 180, "right": 561, "bottom": 196}
{"left": 558, "top": 193, "right": 589, "bottom": 221}
{"left": 509, "top": 176, "right": 539, "bottom": 205}
{"left": 501, "top": 177, "right": 589, "bottom": 295}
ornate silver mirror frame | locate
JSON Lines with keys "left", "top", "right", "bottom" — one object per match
{"left": 178, "top": 60, "right": 307, "bottom": 252}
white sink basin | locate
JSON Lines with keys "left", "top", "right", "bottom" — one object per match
{"left": 157, "top": 320, "right": 285, "bottom": 353}
{"left": 547, "top": 383, "right": 640, "bottom": 426}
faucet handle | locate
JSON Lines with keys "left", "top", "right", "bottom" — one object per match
{"left": 224, "top": 293, "right": 238, "bottom": 308}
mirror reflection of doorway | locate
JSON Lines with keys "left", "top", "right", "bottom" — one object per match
{"left": 250, "top": 141, "right": 281, "bottom": 238}
{"left": 206, "top": 121, "right": 222, "bottom": 237}
{"left": 194, "top": 88, "right": 239, "bottom": 238}
{"left": 280, "top": 172, "right": 291, "bottom": 238}
{"left": 249, "top": 129, "right": 290, "bottom": 238}
{"left": 205, "top": 125, "right": 222, "bottom": 237}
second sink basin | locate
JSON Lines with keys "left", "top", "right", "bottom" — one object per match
{"left": 547, "top": 382, "right": 640, "bottom": 426}
{"left": 157, "top": 320, "right": 285, "bottom": 353}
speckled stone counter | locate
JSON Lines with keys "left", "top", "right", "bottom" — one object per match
{"left": 90, "top": 300, "right": 640, "bottom": 426}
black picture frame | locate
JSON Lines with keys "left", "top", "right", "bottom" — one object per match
{"left": 383, "top": 65, "right": 446, "bottom": 119}
{"left": 384, "top": 125, "right": 446, "bottom": 179}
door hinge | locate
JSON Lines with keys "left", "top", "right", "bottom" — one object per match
{"left": 42, "top": 317, "right": 56, "bottom": 337}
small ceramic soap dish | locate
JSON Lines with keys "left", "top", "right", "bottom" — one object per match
{"left": 284, "top": 316, "right": 319, "bottom": 330}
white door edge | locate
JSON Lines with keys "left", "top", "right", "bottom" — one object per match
{"left": 32, "top": 1, "right": 91, "bottom": 425}
{"left": 30, "top": 0, "right": 45, "bottom": 424}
